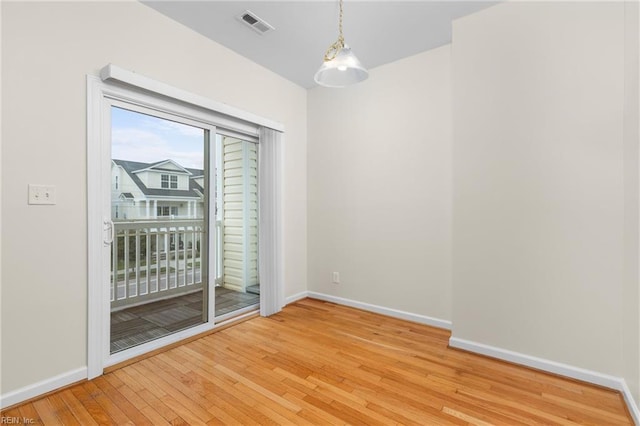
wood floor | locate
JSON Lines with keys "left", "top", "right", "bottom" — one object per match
{"left": 3, "top": 298, "right": 633, "bottom": 425}
{"left": 111, "top": 287, "right": 260, "bottom": 353}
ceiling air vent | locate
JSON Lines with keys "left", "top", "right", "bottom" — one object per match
{"left": 237, "top": 10, "right": 274, "bottom": 35}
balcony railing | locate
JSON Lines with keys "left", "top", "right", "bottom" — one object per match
{"left": 110, "top": 219, "right": 211, "bottom": 310}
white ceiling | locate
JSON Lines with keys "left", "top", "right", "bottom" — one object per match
{"left": 143, "top": 1, "right": 496, "bottom": 89}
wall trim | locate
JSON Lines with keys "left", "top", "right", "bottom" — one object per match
{"left": 621, "top": 379, "right": 640, "bottom": 425}
{"left": 100, "top": 64, "right": 284, "bottom": 133}
{"left": 306, "top": 291, "right": 452, "bottom": 330}
{"left": 449, "top": 337, "right": 640, "bottom": 424}
{"left": 285, "top": 291, "right": 309, "bottom": 305}
{"left": 0, "top": 367, "right": 87, "bottom": 410}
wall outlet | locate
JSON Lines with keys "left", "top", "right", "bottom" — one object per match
{"left": 28, "top": 184, "right": 56, "bottom": 205}
{"left": 332, "top": 272, "right": 340, "bottom": 284}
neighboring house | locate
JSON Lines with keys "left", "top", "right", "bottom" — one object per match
{"left": 111, "top": 159, "right": 204, "bottom": 221}
{"left": 112, "top": 142, "right": 258, "bottom": 293}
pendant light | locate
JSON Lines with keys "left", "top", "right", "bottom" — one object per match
{"left": 314, "top": 0, "right": 368, "bottom": 88}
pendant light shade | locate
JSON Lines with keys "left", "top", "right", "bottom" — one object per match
{"left": 314, "top": 45, "right": 368, "bottom": 88}
{"left": 314, "top": 0, "right": 368, "bottom": 88}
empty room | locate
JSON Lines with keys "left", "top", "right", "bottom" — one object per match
{"left": 1, "top": 0, "right": 639, "bottom": 424}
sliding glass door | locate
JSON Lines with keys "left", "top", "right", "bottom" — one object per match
{"left": 87, "top": 72, "right": 281, "bottom": 379}
{"left": 109, "top": 104, "right": 212, "bottom": 354}
{"left": 107, "top": 105, "right": 261, "bottom": 354}
{"left": 214, "top": 134, "right": 260, "bottom": 321}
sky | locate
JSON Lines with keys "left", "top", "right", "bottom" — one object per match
{"left": 111, "top": 106, "right": 205, "bottom": 169}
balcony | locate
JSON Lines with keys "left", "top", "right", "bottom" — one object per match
{"left": 110, "top": 219, "right": 258, "bottom": 353}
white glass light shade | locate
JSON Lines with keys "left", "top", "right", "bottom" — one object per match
{"left": 314, "top": 45, "right": 368, "bottom": 88}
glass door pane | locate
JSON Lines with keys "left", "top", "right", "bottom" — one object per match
{"left": 109, "top": 106, "right": 209, "bottom": 354}
{"left": 214, "top": 134, "right": 260, "bottom": 320}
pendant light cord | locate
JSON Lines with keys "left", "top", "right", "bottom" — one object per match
{"left": 324, "top": 0, "right": 346, "bottom": 62}
{"left": 338, "top": 0, "right": 344, "bottom": 43}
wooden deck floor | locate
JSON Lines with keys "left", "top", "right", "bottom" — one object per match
{"left": 3, "top": 298, "right": 633, "bottom": 424}
{"left": 111, "top": 287, "right": 259, "bottom": 353}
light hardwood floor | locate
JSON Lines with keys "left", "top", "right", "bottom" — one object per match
{"left": 2, "top": 298, "right": 633, "bottom": 424}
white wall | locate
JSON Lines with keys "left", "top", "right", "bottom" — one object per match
{"left": 623, "top": 0, "right": 640, "bottom": 407}
{"left": 0, "top": 1, "right": 307, "bottom": 396}
{"left": 307, "top": 46, "right": 452, "bottom": 321}
{"left": 452, "top": 0, "right": 635, "bottom": 394}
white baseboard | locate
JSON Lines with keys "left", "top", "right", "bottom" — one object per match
{"left": 620, "top": 379, "right": 640, "bottom": 425}
{"left": 306, "top": 291, "right": 452, "bottom": 330}
{"left": 449, "top": 337, "right": 640, "bottom": 425}
{"left": 285, "top": 291, "right": 309, "bottom": 305}
{"left": 0, "top": 367, "right": 87, "bottom": 410}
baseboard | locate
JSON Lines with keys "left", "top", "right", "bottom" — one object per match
{"left": 285, "top": 291, "right": 309, "bottom": 305}
{"left": 449, "top": 337, "right": 640, "bottom": 425}
{"left": 621, "top": 379, "right": 640, "bottom": 425}
{"left": 0, "top": 367, "right": 87, "bottom": 410}
{"left": 306, "top": 291, "right": 452, "bottom": 330}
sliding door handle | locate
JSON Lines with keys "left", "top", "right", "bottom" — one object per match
{"left": 103, "top": 219, "right": 114, "bottom": 246}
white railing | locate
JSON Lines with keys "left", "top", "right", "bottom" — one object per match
{"left": 111, "top": 219, "right": 205, "bottom": 310}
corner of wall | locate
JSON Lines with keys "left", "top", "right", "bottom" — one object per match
{"left": 624, "top": 0, "right": 640, "bottom": 410}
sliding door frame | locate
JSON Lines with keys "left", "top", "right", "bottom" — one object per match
{"left": 87, "top": 71, "right": 281, "bottom": 379}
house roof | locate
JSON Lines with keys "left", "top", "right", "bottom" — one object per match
{"left": 133, "top": 159, "right": 192, "bottom": 175}
{"left": 113, "top": 159, "right": 204, "bottom": 199}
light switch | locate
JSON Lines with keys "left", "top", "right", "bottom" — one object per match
{"left": 28, "top": 184, "right": 56, "bottom": 205}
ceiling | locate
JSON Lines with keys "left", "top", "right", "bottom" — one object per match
{"left": 143, "top": 1, "right": 496, "bottom": 89}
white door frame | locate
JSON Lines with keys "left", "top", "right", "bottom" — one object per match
{"left": 87, "top": 69, "right": 284, "bottom": 379}
{"left": 88, "top": 77, "right": 224, "bottom": 377}
{"left": 88, "top": 76, "right": 222, "bottom": 377}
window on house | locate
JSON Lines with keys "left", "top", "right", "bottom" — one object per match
{"left": 156, "top": 206, "right": 179, "bottom": 217}
{"left": 161, "top": 174, "right": 178, "bottom": 189}
{"left": 115, "top": 176, "right": 118, "bottom": 190}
